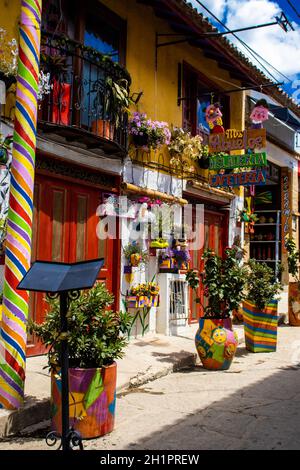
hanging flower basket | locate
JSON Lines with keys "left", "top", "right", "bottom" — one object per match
{"left": 132, "top": 133, "right": 149, "bottom": 147}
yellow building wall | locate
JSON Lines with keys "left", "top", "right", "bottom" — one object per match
{"left": 0, "top": 0, "right": 20, "bottom": 39}
{"left": 102, "top": 0, "right": 245, "bottom": 132}
{"left": 1, "top": 0, "right": 246, "bottom": 132}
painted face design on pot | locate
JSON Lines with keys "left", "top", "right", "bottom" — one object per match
{"left": 212, "top": 327, "right": 227, "bottom": 345}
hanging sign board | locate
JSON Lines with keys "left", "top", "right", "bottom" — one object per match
{"left": 209, "top": 128, "right": 266, "bottom": 153}
{"left": 209, "top": 151, "right": 267, "bottom": 170}
{"left": 209, "top": 169, "right": 267, "bottom": 188}
{"left": 281, "top": 168, "right": 292, "bottom": 254}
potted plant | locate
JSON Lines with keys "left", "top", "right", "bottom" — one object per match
{"left": 242, "top": 260, "right": 282, "bottom": 352}
{"left": 123, "top": 241, "right": 148, "bottom": 269}
{"left": 172, "top": 246, "right": 191, "bottom": 271}
{"left": 186, "top": 247, "right": 247, "bottom": 370}
{"left": 158, "top": 248, "right": 177, "bottom": 273}
{"left": 126, "top": 282, "right": 160, "bottom": 309}
{"left": 168, "top": 127, "right": 206, "bottom": 173}
{"left": 91, "top": 77, "right": 131, "bottom": 139}
{"left": 284, "top": 236, "right": 300, "bottom": 326}
{"left": 129, "top": 112, "right": 171, "bottom": 150}
{"left": 28, "top": 282, "right": 131, "bottom": 439}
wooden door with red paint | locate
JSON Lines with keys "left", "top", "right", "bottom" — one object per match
{"left": 27, "top": 174, "right": 119, "bottom": 356}
{"left": 188, "top": 210, "right": 227, "bottom": 323}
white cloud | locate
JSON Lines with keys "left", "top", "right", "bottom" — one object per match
{"left": 190, "top": 0, "right": 227, "bottom": 21}
{"left": 190, "top": 0, "right": 300, "bottom": 81}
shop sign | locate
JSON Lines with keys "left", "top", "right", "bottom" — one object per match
{"left": 209, "top": 151, "right": 267, "bottom": 170}
{"left": 281, "top": 168, "right": 292, "bottom": 254}
{"left": 209, "top": 128, "right": 266, "bottom": 153}
{"left": 209, "top": 169, "right": 266, "bottom": 188}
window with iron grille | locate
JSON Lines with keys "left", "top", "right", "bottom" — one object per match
{"left": 169, "top": 280, "right": 188, "bottom": 320}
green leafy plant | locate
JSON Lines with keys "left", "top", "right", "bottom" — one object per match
{"left": 28, "top": 283, "right": 132, "bottom": 370}
{"left": 104, "top": 77, "right": 131, "bottom": 128}
{"left": 186, "top": 247, "right": 248, "bottom": 318}
{"left": 286, "top": 236, "right": 300, "bottom": 282}
{"left": 245, "top": 260, "right": 282, "bottom": 310}
{"left": 123, "top": 242, "right": 148, "bottom": 265}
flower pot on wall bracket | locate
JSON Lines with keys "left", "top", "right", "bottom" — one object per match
{"left": 150, "top": 239, "right": 169, "bottom": 249}
{"left": 195, "top": 318, "right": 238, "bottom": 370}
{"left": 132, "top": 133, "right": 149, "bottom": 147}
{"left": 130, "top": 253, "right": 142, "bottom": 267}
{"left": 242, "top": 300, "right": 278, "bottom": 352}
{"left": 158, "top": 257, "right": 178, "bottom": 273}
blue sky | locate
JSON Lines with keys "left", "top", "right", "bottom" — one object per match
{"left": 190, "top": 0, "right": 300, "bottom": 103}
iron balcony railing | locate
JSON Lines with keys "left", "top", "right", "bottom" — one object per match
{"left": 39, "top": 32, "right": 131, "bottom": 152}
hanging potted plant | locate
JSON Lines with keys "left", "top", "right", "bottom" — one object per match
{"left": 243, "top": 260, "right": 282, "bottom": 352}
{"left": 129, "top": 112, "right": 171, "bottom": 150}
{"left": 0, "top": 28, "right": 18, "bottom": 90}
{"left": 28, "top": 283, "right": 131, "bottom": 439}
{"left": 168, "top": 127, "right": 206, "bottom": 173}
{"left": 158, "top": 248, "right": 177, "bottom": 273}
{"left": 186, "top": 247, "right": 247, "bottom": 370}
{"left": 286, "top": 236, "right": 300, "bottom": 326}
{"left": 123, "top": 241, "right": 148, "bottom": 271}
{"left": 172, "top": 246, "right": 191, "bottom": 271}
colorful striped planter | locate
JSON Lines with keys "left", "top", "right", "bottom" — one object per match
{"left": 242, "top": 300, "right": 278, "bottom": 353}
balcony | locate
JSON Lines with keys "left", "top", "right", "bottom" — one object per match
{"left": 38, "top": 32, "right": 131, "bottom": 158}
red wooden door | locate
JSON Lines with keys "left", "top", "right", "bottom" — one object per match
{"left": 27, "top": 174, "right": 119, "bottom": 356}
{"left": 189, "top": 210, "right": 227, "bottom": 323}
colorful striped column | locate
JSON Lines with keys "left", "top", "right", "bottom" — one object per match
{"left": 242, "top": 300, "right": 278, "bottom": 353}
{"left": 0, "top": 0, "right": 42, "bottom": 409}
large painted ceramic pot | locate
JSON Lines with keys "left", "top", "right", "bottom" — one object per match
{"left": 195, "top": 318, "right": 238, "bottom": 370}
{"left": 243, "top": 300, "right": 278, "bottom": 352}
{"left": 51, "top": 362, "right": 116, "bottom": 439}
{"left": 288, "top": 282, "right": 300, "bottom": 326}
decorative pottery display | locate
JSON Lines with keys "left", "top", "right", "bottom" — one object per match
{"left": 195, "top": 318, "right": 238, "bottom": 370}
{"left": 51, "top": 363, "right": 117, "bottom": 439}
{"left": 288, "top": 282, "right": 300, "bottom": 326}
{"left": 242, "top": 300, "right": 278, "bottom": 352}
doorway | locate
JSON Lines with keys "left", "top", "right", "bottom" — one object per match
{"left": 189, "top": 209, "right": 227, "bottom": 323}
{"left": 27, "top": 173, "right": 119, "bottom": 356}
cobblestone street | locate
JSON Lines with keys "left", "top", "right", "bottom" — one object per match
{"left": 1, "top": 326, "right": 300, "bottom": 451}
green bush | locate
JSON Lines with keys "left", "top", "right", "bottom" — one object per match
{"left": 246, "top": 260, "right": 282, "bottom": 310}
{"left": 186, "top": 247, "right": 248, "bottom": 318}
{"left": 28, "top": 283, "right": 132, "bottom": 370}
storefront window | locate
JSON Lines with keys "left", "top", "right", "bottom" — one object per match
{"left": 182, "top": 63, "right": 230, "bottom": 138}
